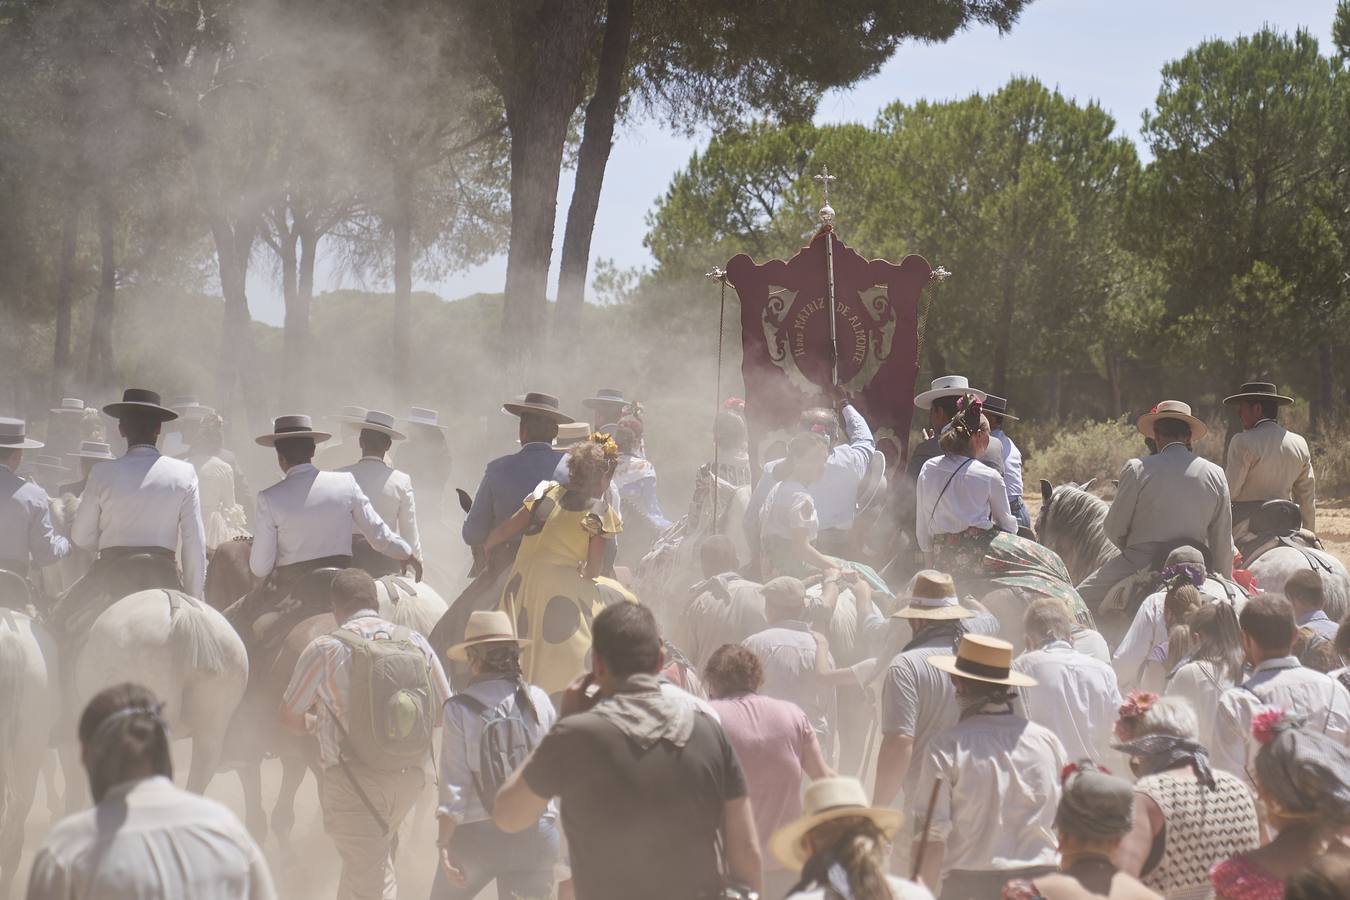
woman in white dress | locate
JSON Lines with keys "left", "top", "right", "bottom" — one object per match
{"left": 186, "top": 414, "right": 249, "bottom": 550}
{"left": 1164, "top": 600, "right": 1244, "bottom": 747}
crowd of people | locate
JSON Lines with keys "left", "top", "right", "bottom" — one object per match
{"left": 0, "top": 374, "right": 1348, "bottom": 900}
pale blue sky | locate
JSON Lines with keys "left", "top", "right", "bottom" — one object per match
{"left": 245, "top": 0, "right": 1338, "bottom": 325}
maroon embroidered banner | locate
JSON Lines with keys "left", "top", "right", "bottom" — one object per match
{"left": 726, "top": 228, "right": 930, "bottom": 467}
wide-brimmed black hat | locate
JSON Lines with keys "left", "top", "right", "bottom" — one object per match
{"left": 582, "top": 388, "right": 628, "bottom": 411}
{"left": 255, "top": 414, "right": 333, "bottom": 447}
{"left": 982, "top": 394, "right": 1019, "bottom": 421}
{"left": 1223, "top": 382, "right": 1293, "bottom": 407}
{"left": 103, "top": 388, "right": 178, "bottom": 422}
{"left": 502, "top": 392, "right": 574, "bottom": 424}
{"left": 0, "top": 418, "right": 44, "bottom": 450}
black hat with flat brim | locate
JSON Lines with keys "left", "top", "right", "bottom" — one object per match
{"left": 502, "top": 392, "right": 574, "bottom": 424}
{"left": 103, "top": 388, "right": 178, "bottom": 422}
{"left": 582, "top": 388, "right": 628, "bottom": 411}
{"left": 982, "top": 394, "right": 1019, "bottom": 421}
{"left": 1223, "top": 382, "right": 1294, "bottom": 407}
{"left": 256, "top": 414, "right": 333, "bottom": 447}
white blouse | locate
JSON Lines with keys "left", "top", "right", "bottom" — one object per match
{"left": 914, "top": 453, "right": 1017, "bottom": 552}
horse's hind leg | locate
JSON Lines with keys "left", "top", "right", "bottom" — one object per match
{"left": 0, "top": 747, "right": 42, "bottom": 900}
{"left": 57, "top": 742, "right": 86, "bottom": 814}
{"left": 41, "top": 750, "right": 62, "bottom": 820}
{"left": 270, "top": 754, "right": 308, "bottom": 845}
{"left": 237, "top": 763, "right": 268, "bottom": 843}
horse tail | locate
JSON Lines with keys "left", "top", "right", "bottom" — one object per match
{"left": 169, "top": 592, "right": 228, "bottom": 675}
{"left": 0, "top": 630, "right": 26, "bottom": 825}
{"left": 380, "top": 577, "right": 435, "bottom": 635}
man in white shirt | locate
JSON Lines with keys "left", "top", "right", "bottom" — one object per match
{"left": 54, "top": 389, "right": 206, "bottom": 639}
{"left": 744, "top": 399, "right": 876, "bottom": 561}
{"left": 1223, "top": 382, "right": 1315, "bottom": 536}
{"left": 339, "top": 410, "right": 421, "bottom": 577}
{"left": 228, "top": 415, "right": 417, "bottom": 655}
{"left": 914, "top": 634, "right": 1066, "bottom": 898}
{"left": 28, "top": 683, "right": 275, "bottom": 900}
{"left": 1013, "top": 598, "right": 1121, "bottom": 764}
{"left": 1212, "top": 593, "right": 1350, "bottom": 790}
{"left": 982, "top": 394, "right": 1029, "bottom": 530}
{"left": 0, "top": 418, "right": 70, "bottom": 606}
{"left": 1078, "top": 401, "right": 1234, "bottom": 612}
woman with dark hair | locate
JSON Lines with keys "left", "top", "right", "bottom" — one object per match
{"left": 26, "top": 683, "right": 275, "bottom": 899}
{"left": 769, "top": 777, "right": 932, "bottom": 900}
{"left": 1285, "top": 854, "right": 1350, "bottom": 900}
{"left": 1210, "top": 712, "right": 1350, "bottom": 899}
{"left": 705, "top": 643, "right": 832, "bottom": 897}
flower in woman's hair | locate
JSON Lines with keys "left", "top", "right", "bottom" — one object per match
{"left": 722, "top": 397, "right": 745, "bottom": 412}
{"left": 1159, "top": 563, "right": 1205, "bottom": 590}
{"left": 590, "top": 432, "right": 619, "bottom": 458}
{"left": 1114, "top": 690, "right": 1159, "bottom": 740}
{"left": 1252, "top": 707, "right": 1297, "bottom": 745}
{"left": 809, "top": 422, "right": 831, "bottom": 436}
{"left": 1060, "top": 762, "right": 1080, "bottom": 783}
{"left": 1060, "top": 760, "right": 1111, "bottom": 784}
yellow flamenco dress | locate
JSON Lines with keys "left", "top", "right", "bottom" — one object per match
{"left": 498, "top": 482, "right": 628, "bottom": 695}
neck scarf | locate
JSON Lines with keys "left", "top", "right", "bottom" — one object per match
{"left": 1115, "top": 734, "right": 1216, "bottom": 790}
{"left": 589, "top": 673, "right": 695, "bottom": 750}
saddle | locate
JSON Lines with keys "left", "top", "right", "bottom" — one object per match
{"left": 256, "top": 566, "right": 345, "bottom": 653}
{"left": 1238, "top": 500, "right": 1327, "bottom": 570}
{"left": 49, "top": 549, "right": 181, "bottom": 640}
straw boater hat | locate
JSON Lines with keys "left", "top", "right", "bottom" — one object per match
{"left": 68, "top": 441, "right": 116, "bottom": 462}
{"left": 174, "top": 401, "right": 215, "bottom": 421}
{"left": 49, "top": 398, "right": 86, "bottom": 416}
{"left": 982, "top": 394, "right": 1019, "bottom": 422}
{"left": 405, "top": 407, "right": 449, "bottom": 430}
{"left": 928, "top": 634, "right": 1037, "bottom": 687}
{"left": 554, "top": 422, "right": 593, "bottom": 448}
{"left": 502, "top": 392, "right": 574, "bottom": 424}
{"left": 0, "top": 418, "right": 45, "bottom": 450}
{"left": 582, "top": 388, "right": 628, "bottom": 412}
{"left": 1136, "top": 400, "right": 1207, "bottom": 442}
{"left": 355, "top": 410, "right": 406, "bottom": 441}
{"left": 255, "top": 414, "right": 333, "bottom": 447}
{"left": 103, "top": 388, "right": 178, "bottom": 422}
{"left": 329, "top": 405, "right": 368, "bottom": 425}
{"left": 446, "top": 610, "right": 531, "bottom": 661}
{"left": 769, "top": 777, "right": 904, "bottom": 871}
{"left": 914, "top": 375, "right": 986, "bottom": 411}
{"left": 1223, "top": 382, "right": 1294, "bottom": 407}
{"left": 891, "top": 571, "right": 973, "bottom": 621}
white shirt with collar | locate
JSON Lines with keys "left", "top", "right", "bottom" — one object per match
{"left": 1013, "top": 640, "right": 1122, "bottom": 764}
{"left": 913, "top": 705, "right": 1066, "bottom": 874}
{"left": 0, "top": 464, "right": 69, "bottom": 567}
{"left": 1212, "top": 655, "right": 1350, "bottom": 789}
{"left": 991, "top": 427, "right": 1024, "bottom": 504}
{"left": 26, "top": 775, "right": 275, "bottom": 900}
{"left": 1112, "top": 577, "right": 1243, "bottom": 684}
{"left": 1225, "top": 418, "right": 1315, "bottom": 530}
{"left": 340, "top": 455, "right": 421, "bottom": 557}
{"left": 915, "top": 453, "right": 1017, "bottom": 552}
{"left": 248, "top": 463, "right": 411, "bottom": 579}
{"left": 70, "top": 445, "right": 207, "bottom": 598}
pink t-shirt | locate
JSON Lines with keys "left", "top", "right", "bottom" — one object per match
{"left": 711, "top": 692, "right": 816, "bottom": 867}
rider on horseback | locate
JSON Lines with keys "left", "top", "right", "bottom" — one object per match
{"left": 1077, "top": 401, "right": 1234, "bottom": 612}
{"left": 0, "top": 417, "right": 71, "bottom": 608}
{"left": 1223, "top": 382, "right": 1315, "bottom": 540}
{"left": 50, "top": 389, "right": 206, "bottom": 638}
{"left": 227, "top": 415, "right": 421, "bottom": 656}
{"left": 338, "top": 410, "right": 421, "bottom": 578}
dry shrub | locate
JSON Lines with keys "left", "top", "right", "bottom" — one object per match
{"left": 1311, "top": 420, "right": 1350, "bottom": 496}
{"left": 1022, "top": 417, "right": 1141, "bottom": 491}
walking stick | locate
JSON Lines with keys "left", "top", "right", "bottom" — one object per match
{"left": 911, "top": 775, "right": 944, "bottom": 882}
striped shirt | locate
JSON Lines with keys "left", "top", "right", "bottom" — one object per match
{"left": 280, "top": 610, "right": 451, "bottom": 768}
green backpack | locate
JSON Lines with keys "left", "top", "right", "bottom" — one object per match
{"left": 331, "top": 626, "right": 436, "bottom": 771}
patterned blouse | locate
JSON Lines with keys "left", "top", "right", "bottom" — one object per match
{"left": 1135, "top": 769, "right": 1260, "bottom": 900}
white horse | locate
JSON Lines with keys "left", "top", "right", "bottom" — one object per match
{"left": 64, "top": 589, "right": 248, "bottom": 809}
{"left": 1245, "top": 545, "right": 1350, "bottom": 622}
{"left": 375, "top": 574, "right": 448, "bottom": 639}
{"left": 0, "top": 609, "right": 59, "bottom": 899}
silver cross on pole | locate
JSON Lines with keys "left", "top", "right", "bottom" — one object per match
{"left": 814, "top": 164, "right": 840, "bottom": 385}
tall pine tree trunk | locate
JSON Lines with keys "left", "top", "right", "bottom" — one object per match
{"left": 391, "top": 165, "right": 413, "bottom": 394}
{"left": 554, "top": 0, "right": 635, "bottom": 340}
{"left": 277, "top": 227, "right": 302, "bottom": 409}
{"left": 499, "top": 2, "right": 588, "bottom": 366}
{"left": 85, "top": 194, "right": 116, "bottom": 387}
{"left": 52, "top": 192, "right": 80, "bottom": 400}
{"left": 292, "top": 221, "right": 319, "bottom": 410}
{"left": 210, "top": 217, "right": 266, "bottom": 433}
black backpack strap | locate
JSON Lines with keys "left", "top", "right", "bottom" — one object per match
{"left": 448, "top": 692, "right": 489, "bottom": 715}
{"left": 928, "top": 457, "right": 974, "bottom": 525}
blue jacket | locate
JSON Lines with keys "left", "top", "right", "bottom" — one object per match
{"left": 462, "top": 443, "right": 564, "bottom": 547}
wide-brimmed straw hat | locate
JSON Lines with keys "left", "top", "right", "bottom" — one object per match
{"left": 405, "top": 407, "right": 449, "bottom": 430}
{"left": 982, "top": 394, "right": 1019, "bottom": 422}
{"left": 1136, "top": 400, "right": 1207, "bottom": 442}
{"left": 914, "top": 375, "right": 986, "bottom": 411}
{"left": 446, "top": 610, "right": 531, "bottom": 661}
{"left": 67, "top": 441, "right": 115, "bottom": 462}
{"left": 103, "top": 388, "right": 178, "bottom": 422}
{"left": 355, "top": 410, "right": 406, "bottom": 441}
{"left": 0, "top": 418, "right": 44, "bottom": 450}
{"left": 502, "top": 392, "right": 574, "bottom": 424}
{"left": 769, "top": 777, "right": 904, "bottom": 871}
{"left": 49, "top": 398, "right": 86, "bottom": 416}
{"left": 255, "top": 414, "right": 333, "bottom": 447}
{"left": 928, "top": 634, "right": 1037, "bottom": 687}
{"left": 892, "top": 571, "right": 973, "bottom": 621}
{"left": 1223, "top": 382, "right": 1294, "bottom": 407}
{"left": 582, "top": 388, "right": 628, "bottom": 412}
{"left": 329, "top": 405, "right": 369, "bottom": 425}
{"left": 554, "top": 422, "right": 593, "bottom": 448}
